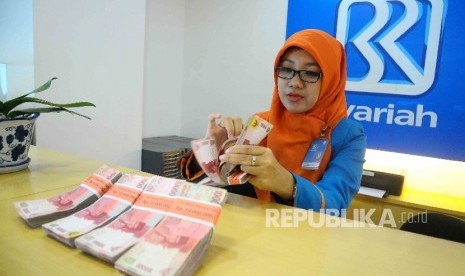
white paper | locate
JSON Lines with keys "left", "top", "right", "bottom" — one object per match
{"left": 358, "top": 186, "right": 387, "bottom": 198}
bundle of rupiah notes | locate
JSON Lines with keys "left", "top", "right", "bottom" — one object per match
{"left": 42, "top": 174, "right": 149, "bottom": 247}
{"left": 114, "top": 182, "right": 228, "bottom": 275}
{"left": 75, "top": 175, "right": 187, "bottom": 263}
{"left": 14, "top": 165, "right": 122, "bottom": 228}
{"left": 14, "top": 165, "right": 228, "bottom": 276}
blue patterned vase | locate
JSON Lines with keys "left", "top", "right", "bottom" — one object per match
{"left": 0, "top": 113, "right": 39, "bottom": 174}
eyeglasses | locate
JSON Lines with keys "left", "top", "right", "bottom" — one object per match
{"left": 275, "top": 67, "right": 322, "bottom": 83}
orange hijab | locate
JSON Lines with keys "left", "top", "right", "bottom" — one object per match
{"left": 255, "top": 29, "right": 348, "bottom": 201}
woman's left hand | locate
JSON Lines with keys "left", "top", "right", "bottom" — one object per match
{"left": 219, "top": 145, "right": 295, "bottom": 200}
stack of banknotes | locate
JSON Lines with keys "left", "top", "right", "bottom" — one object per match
{"left": 42, "top": 174, "right": 150, "bottom": 247}
{"left": 191, "top": 114, "right": 273, "bottom": 185}
{"left": 14, "top": 165, "right": 122, "bottom": 228}
{"left": 74, "top": 175, "right": 187, "bottom": 263}
{"left": 15, "top": 164, "right": 229, "bottom": 275}
{"left": 115, "top": 183, "right": 228, "bottom": 276}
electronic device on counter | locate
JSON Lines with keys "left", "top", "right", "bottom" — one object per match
{"left": 361, "top": 169, "right": 405, "bottom": 196}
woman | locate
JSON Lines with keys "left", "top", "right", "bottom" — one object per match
{"left": 180, "top": 29, "right": 366, "bottom": 212}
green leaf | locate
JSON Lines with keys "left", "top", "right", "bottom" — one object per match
{"left": 1, "top": 78, "right": 59, "bottom": 115}
{"left": 0, "top": 77, "right": 95, "bottom": 120}
{"left": 2, "top": 97, "right": 96, "bottom": 115}
{"left": 25, "top": 77, "right": 58, "bottom": 96}
{"left": 15, "top": 97, "right": 95, "bottom": 108}
{"left": 7, "top": 107, "right": 93, "bottom": 120}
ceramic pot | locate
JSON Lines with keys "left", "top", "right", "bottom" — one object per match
{"left": 0, "top": 113, "right": 39, "bottom": 174}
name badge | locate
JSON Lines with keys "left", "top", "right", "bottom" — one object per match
{"left": 301, "top": 138, "right": 328, "bottom": 170}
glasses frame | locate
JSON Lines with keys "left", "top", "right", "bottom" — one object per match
{"left": 275, "top": 67, "right": 322, "bottom": 83}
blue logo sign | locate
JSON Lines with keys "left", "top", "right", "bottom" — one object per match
{"left": 287, "top": 0, "right": 465, "bottom": 161}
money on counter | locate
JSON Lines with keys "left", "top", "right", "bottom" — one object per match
{"left": 42, "top": 174, "right": 149, "bottom": 247}
{"left": 115, "top": 183, "right": 228, "bottom": 276}
{"left": 14, "top": 165, "right": 122, "bottom": 228}
{"left": 75, "top": 176, "right": 187, "bottom": 263}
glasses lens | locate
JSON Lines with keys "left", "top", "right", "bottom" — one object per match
{"left": 300, "top": 71, "right": 320, "bottom": 83}
{"left": 276, "top": 67, "right": 295, "bottom": 79}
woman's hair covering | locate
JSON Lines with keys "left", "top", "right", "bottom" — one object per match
{"left": 255, "top": 29, "right": 348, "bottom": 201}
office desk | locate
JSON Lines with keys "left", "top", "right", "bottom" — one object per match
{"left": 348, "top": 149, "right": 465, "bottom": 227}
{"left": 1, "top": 147, "right": 464, "bottom": 275}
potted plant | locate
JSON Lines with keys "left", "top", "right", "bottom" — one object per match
{"left": 0, "top": 77, "right": 95, "bottom": 173}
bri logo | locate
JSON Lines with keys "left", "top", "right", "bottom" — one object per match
{"left": 336, "top": 0, "right": 446, "bottom": 96}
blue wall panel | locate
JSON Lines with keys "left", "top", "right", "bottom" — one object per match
{"left": 287, "top": 0, "right": 465, "bottom": 161}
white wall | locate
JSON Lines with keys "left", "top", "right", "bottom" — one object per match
{"left": 143, "top": 0, "right": 185, "bottom": 138}
{"left": 144, "top": 0, "right": 288, "bottom": 140}
{"left": 0, "top": 0, "right": 34, "bottom": 101}
{"left": 181, "top": 0, "right": 288, "bottom": 139}
{"left": 34, "top": 0, "right": 146, "bottom": 169}
{"left": 11, "top": 0, "right": 287, "bottom": 170}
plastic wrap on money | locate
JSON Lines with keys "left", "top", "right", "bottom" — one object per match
{"left": 75, "top": 176, "right": 188, "bottom": 263}
{"left": 115, "top": 182, "right": 227, "bottom": 276}
{"left": 42, "top": 174, "right": 149, "bottom": 247}
{"left": 14, "top": 165, "right": 122, "bottom": 228}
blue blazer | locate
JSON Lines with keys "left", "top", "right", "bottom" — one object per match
{"left": 293, "top": 118, "right": 366, "bottom": 212}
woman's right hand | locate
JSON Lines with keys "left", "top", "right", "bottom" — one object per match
{"left": 205, "top": 113, "right": 243, "bottom": 149}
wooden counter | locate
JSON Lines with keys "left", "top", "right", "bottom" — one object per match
{"left": 1, "top": 147, "right": 464, "bottom": 275}
{"left": 348, "top": 149, "right": 465, "bottom": 227}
